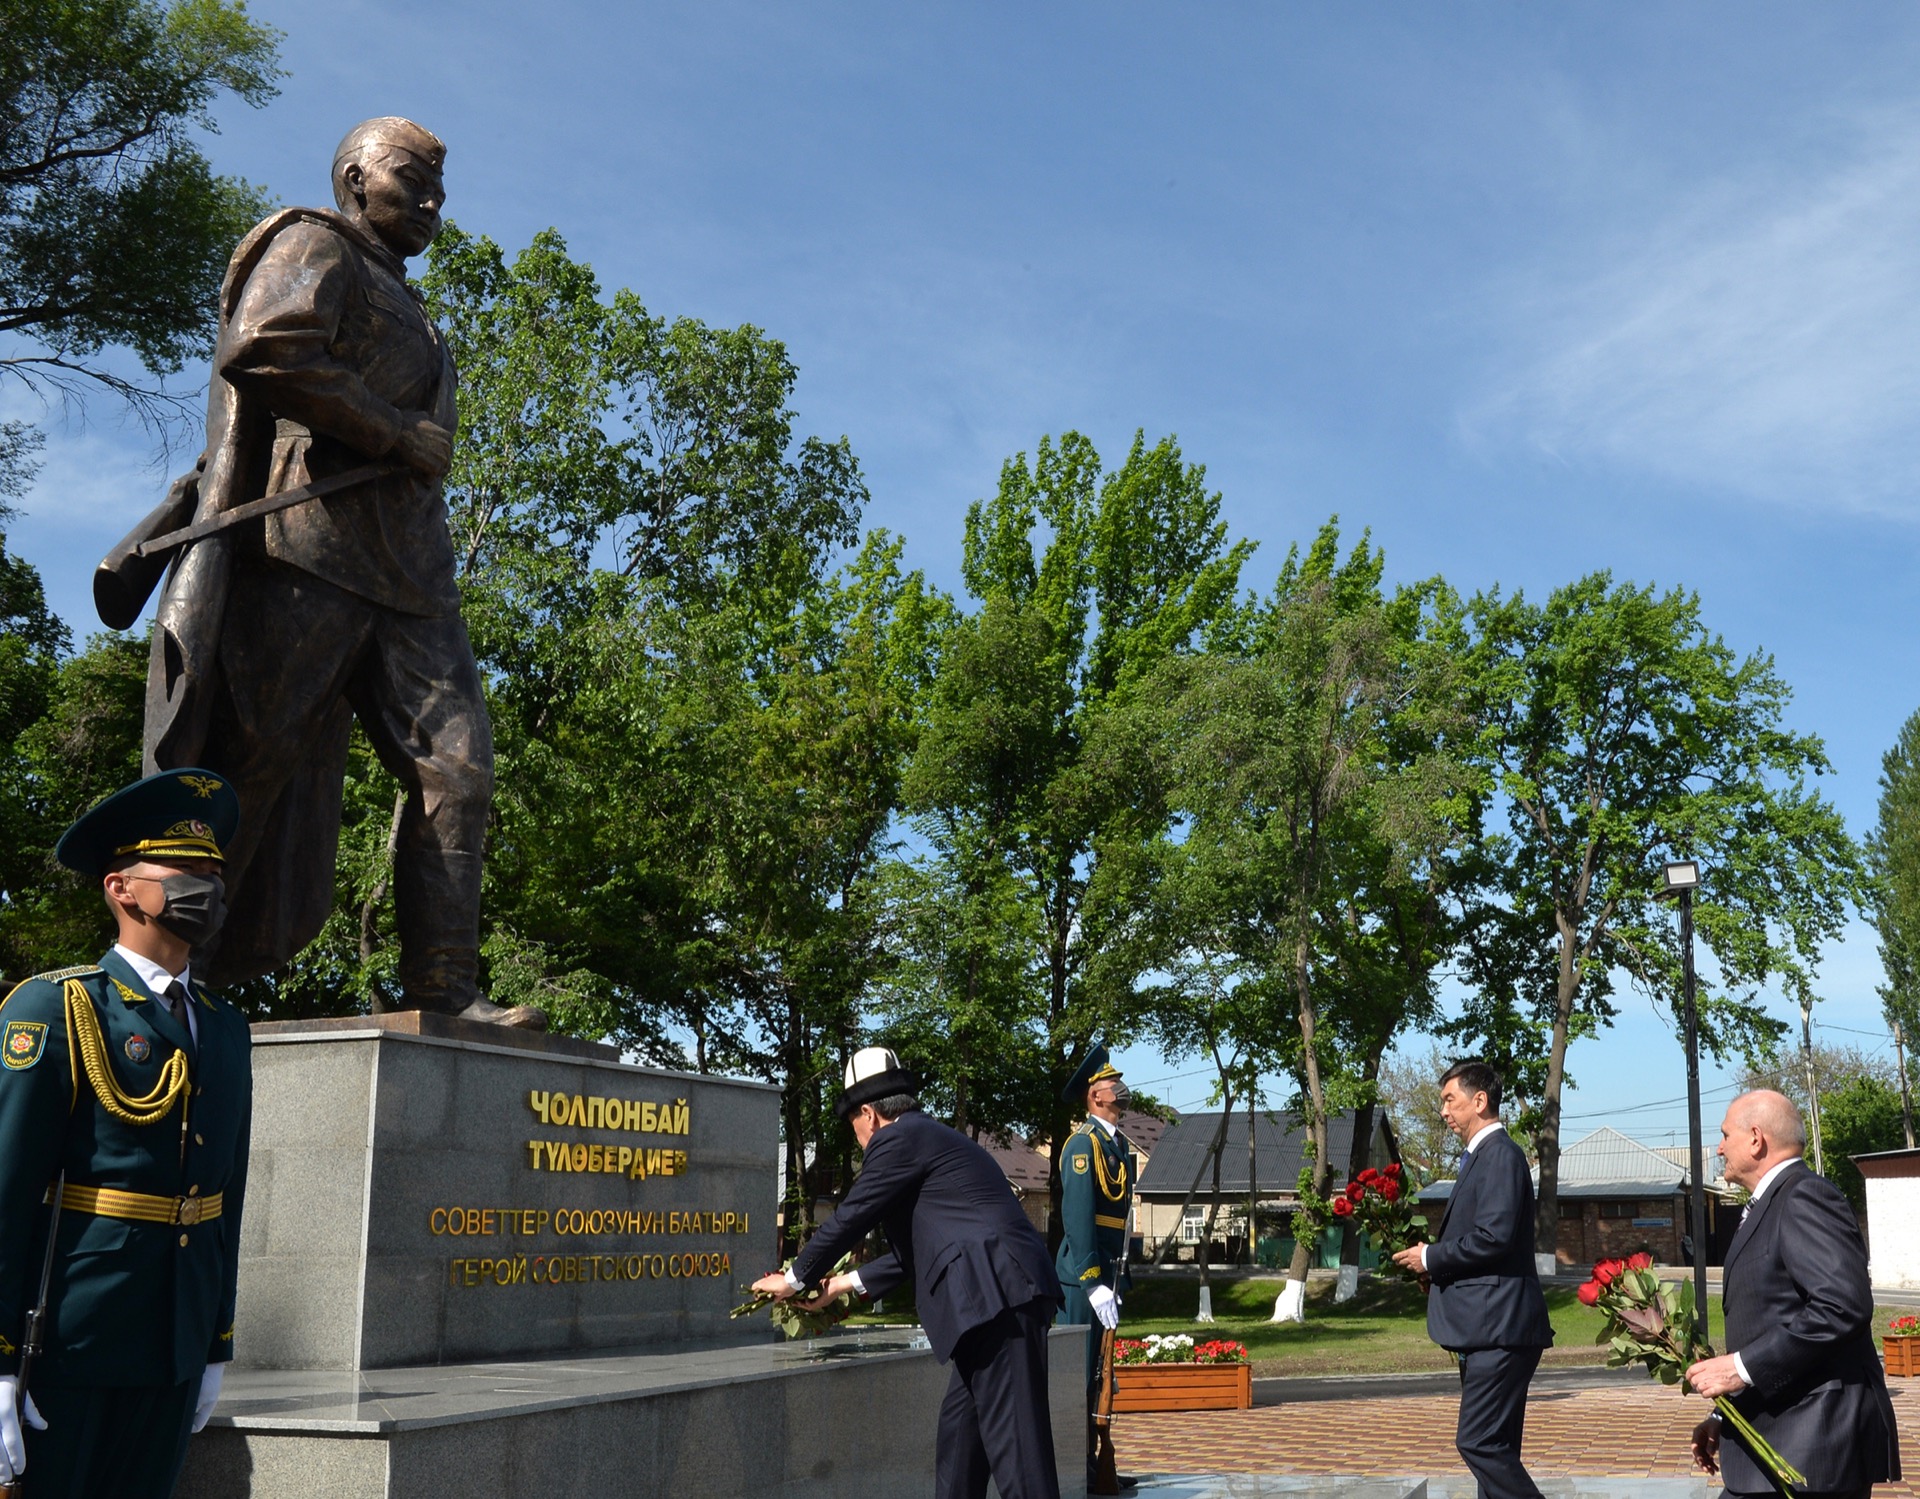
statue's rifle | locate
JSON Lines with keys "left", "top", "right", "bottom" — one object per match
{"left": 0, "top": 1173, "right": 65, "bottom": 1499}
{"left": 93, "top": 462, "right": 399, "bottom": 630}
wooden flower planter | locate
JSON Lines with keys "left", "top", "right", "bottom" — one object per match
{"left": 1111, "top": 1361, "right": 1253, "bottom": 1412}
{"left": 1884, "top": 1337, "right": 1920, "bottom": 1376}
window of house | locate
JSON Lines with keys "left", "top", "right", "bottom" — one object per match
{"left": 1598, "top": 1202, "right": 1639, "bottom": 1219}
{"left": 1559, "top": 1200, "right": 1584, "bottom": 1218}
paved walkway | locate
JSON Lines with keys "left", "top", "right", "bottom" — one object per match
{"left": 1113, "top": 1373, "right": 1917, "bottom": 1493}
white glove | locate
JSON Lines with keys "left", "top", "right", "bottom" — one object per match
{"left": 1088, "top": 1283, "right": 1120, "bottom": 1331}
{"left": 191, "top": 1363, "right": 225, "bottom": 1434}
{"left": 0, "top": 1375, "right": 47, "bottom": 1480}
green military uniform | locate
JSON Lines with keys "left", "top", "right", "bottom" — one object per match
{"left": 1055, "top": 1115, "right": 1136, "bottom": 1376}
{"left": 1055, "top": 1044, "right": 1136, "bottom": 1437}
{"left": 0, "top": 768, "right": 250, "bottom": 1498}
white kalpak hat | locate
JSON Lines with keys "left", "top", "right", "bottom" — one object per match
{"left": 835, "top": 1047, "right": 917, "bottom": 1119}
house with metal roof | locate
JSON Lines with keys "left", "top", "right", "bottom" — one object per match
{"left": 1417, "top": 1124, "right": 1732, "bottom": 1267}
{"left": 1134, "top": 1108, "right": 1399, "bottom": 1265}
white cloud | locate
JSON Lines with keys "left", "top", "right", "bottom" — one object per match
{"left": 1465, "top": 107, "right": 1920, "bottom": 518}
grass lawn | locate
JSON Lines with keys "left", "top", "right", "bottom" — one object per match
{"left": 850, "top": 1272, "right": 1915, "bottom": 1380}
{"left": 1116, "top": 1274, "right": 1629, "bottom": 1377}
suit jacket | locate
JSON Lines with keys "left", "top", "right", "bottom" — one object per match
{"left": 793, "top": 1110, "right": 1061, "bottom": 1363}
{"left": 1055, "top": 1120, "right": 1135, "bottom": 1297}
{"left": 1423, "top": 1126, "right": 1553, "bottom": 1352}
{"left": 0, "top": 952, "right": 252, "bottom": 1387}
{"left": 1718, "top": 1161, "right": 1900, "bottom": 1492}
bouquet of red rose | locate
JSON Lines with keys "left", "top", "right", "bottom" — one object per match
{"left": 1577, "top": 1253, "right": 1805, "bottom": 1494}
{"left": 1332, "top": 1164, "right": 1427, "bottom": 1274}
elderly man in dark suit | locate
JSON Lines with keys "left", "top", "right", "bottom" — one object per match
{"left": 1393, "top": 1058, "right": 1552, "bottom": 1499}
{"left": 1685, "top": 1089, "right": 1900, "bottom": 1498}
{"left": 753, "top": 1048, "right": 1063, "bottom": 1499}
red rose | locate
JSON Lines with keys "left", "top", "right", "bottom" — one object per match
{"left": 1383, "top": 1163, "right": 1402, "bottom": 1179}
{"left": 1380, "top": 1179, "right": 1400, "bottom": 1202}
{"left": 1576, "top": 1279, "right": 1603, "bottom": 1306}
{"left": 1626, "top": 1251, "right": 1653, "bottom": 1271}
{"left": 1592, "top": 1258, "right": 1625, "bottom": 1287}
{"left": 1358, "top": 1167, "right": 1381, "bottom": 1185}
{"left": 1345, "top": 1181, "right": 1367, "bottom": 1203}
{"left": 1332, "top": 1196, "right": 1355, "bottom": 1217}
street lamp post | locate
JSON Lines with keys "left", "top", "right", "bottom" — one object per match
{"left": 1661, "top": 859, "right": 1710, "bottom": 1344}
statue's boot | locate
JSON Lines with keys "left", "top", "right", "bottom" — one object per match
{"left": 395, "top": 848, "right": 546, "bottom": 1030}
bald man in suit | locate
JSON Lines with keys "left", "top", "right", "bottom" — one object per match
{"left": 1686, "top": 1090, "right": 1899, "bottom": 1498}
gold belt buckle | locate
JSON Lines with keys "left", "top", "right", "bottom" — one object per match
{"left": 176, "top": 1196, "right": 202, "bottom": 1226}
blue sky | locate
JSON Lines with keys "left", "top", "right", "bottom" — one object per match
{"left": 9, "top": 3, "right": 1920, "bottom": 1143}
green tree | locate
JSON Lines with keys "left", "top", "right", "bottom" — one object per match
{"left": 1139, "top": 523, "right": 1472, "bottom": 1317}
{"left": 0, "top": 631, "right": 148, "bottom": 979}
{"left": 1456, "top": 574, "right": 1863, "bottom": 1253}
{"left": 1, "top": 0, "right": 280, "bottom": 427}
{"left": 1870, "top": 706, "right": 1920, "bottom": 1145}
{"left": 901, "top": 430, "right": 1252, "bottom": 1233}
{"left": 1816, "top": 1074, "right": 1905, "bottom": 1212}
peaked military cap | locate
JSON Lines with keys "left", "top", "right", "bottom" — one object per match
{"left": 835, "top": 1046, "right": 918, "bottom": 1119}
{"left": 54, "top": 767, "right": 239, "bottom": 878}
{"left": 1062, "top": 1042, "right": 1122, "bottom": 1104}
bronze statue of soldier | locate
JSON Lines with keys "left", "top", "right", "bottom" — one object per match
{"left": 97, "top": 119, "right": 542, "bottom": 1029}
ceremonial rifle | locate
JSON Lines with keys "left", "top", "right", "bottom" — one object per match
{"left": 1089, "top": 1190, "right": 1132, "bottom": 1496}
{"left": 0, "top": 1173, "right": 65, "bottom": 1499}
{"left": 1090, "top": 1325, "right": 1120, "bottom": 1495}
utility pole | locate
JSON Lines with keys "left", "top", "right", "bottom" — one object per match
{"left": 1801, "top": 996, "right": 1824, "bottom": 1175}
{"left": 1897, "top": 1019, "right": 1916, "bottom": 1150}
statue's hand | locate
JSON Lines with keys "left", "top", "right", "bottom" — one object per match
{"left": 393, "top": 415, "right": 453, "bottom": 478}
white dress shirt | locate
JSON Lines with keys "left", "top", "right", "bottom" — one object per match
{"left": 112, "top": 943, "right": 199, "bottom": 1048}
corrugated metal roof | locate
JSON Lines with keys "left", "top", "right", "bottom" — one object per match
{"left": 1136, "top": 1108, "right": 1389, "bottom": 1196}
{"left": 1560, "top": 1127, "right": 1687, "bottom": 1186}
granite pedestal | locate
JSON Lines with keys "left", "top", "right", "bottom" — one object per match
{"left": 237, "top": 1015, "right": 777, "bottom": 1370}
{"left": 179, "top": 1018, "right": 1092, "bottom": 1498}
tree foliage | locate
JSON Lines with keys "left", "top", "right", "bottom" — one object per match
{"left": 0, "top": 0, "right": 280, "bottom": 423}
{"left": 1452, "top": 575, "right": 1862, "bottom": 1252}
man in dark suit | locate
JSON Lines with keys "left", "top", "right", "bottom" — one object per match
{"left": 753, "top": 1048, "right": 1062, "bottom": 1499}
{"left": 1393, "top": 1059, "right": 1552, "bottom": 1499}
{"left": 1685, "top": 1089, "right": 1900, "bottom": 1498}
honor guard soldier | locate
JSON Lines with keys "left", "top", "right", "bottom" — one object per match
{"left": 1056, "top": 1044, "right": 1138, "bottom": 1487}
{"left": 0, "top": 769, "right": 251, "bottom": 1498}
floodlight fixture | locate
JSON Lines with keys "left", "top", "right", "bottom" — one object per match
{"left": 1661, "top": 860, "right": 1701, "bottom": 894}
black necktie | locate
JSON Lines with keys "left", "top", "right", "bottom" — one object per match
{"left": 164, "top": 981, "right": 194, "bottom": 1052}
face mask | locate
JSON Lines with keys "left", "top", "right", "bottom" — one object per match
{"left": 1105, "top": 1081, "right": 1131, "bottom": 1110}
{"left": 151, "top": 872, "right": 227, "bottom": 946}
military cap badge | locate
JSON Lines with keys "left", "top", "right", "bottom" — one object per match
{"left": 3, "top": 1020, "right": 47, "bottom": 1071}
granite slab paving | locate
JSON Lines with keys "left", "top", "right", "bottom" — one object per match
{"left": 1114, "top": 1378, "right": 1919, "bottom": 1495}
{"left": 209, "top": 1332, "right": 941, "bottom": 1432}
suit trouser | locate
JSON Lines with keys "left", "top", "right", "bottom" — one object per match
{"left": 937, "top": 1298, "right": 1061, "bottom": 1499}
{"left": 1454, "top": 1345, "right": 1544, "bottom": 1499}
{"left": 23, "top": 1377, "right": 198, "bottom": 1499}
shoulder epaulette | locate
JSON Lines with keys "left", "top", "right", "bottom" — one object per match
{"left": 1069, "top": 1120, "right": 1095, "bottom": 1139}
{"left": 31, "top": 965, "right": 101, "bottom": 983}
